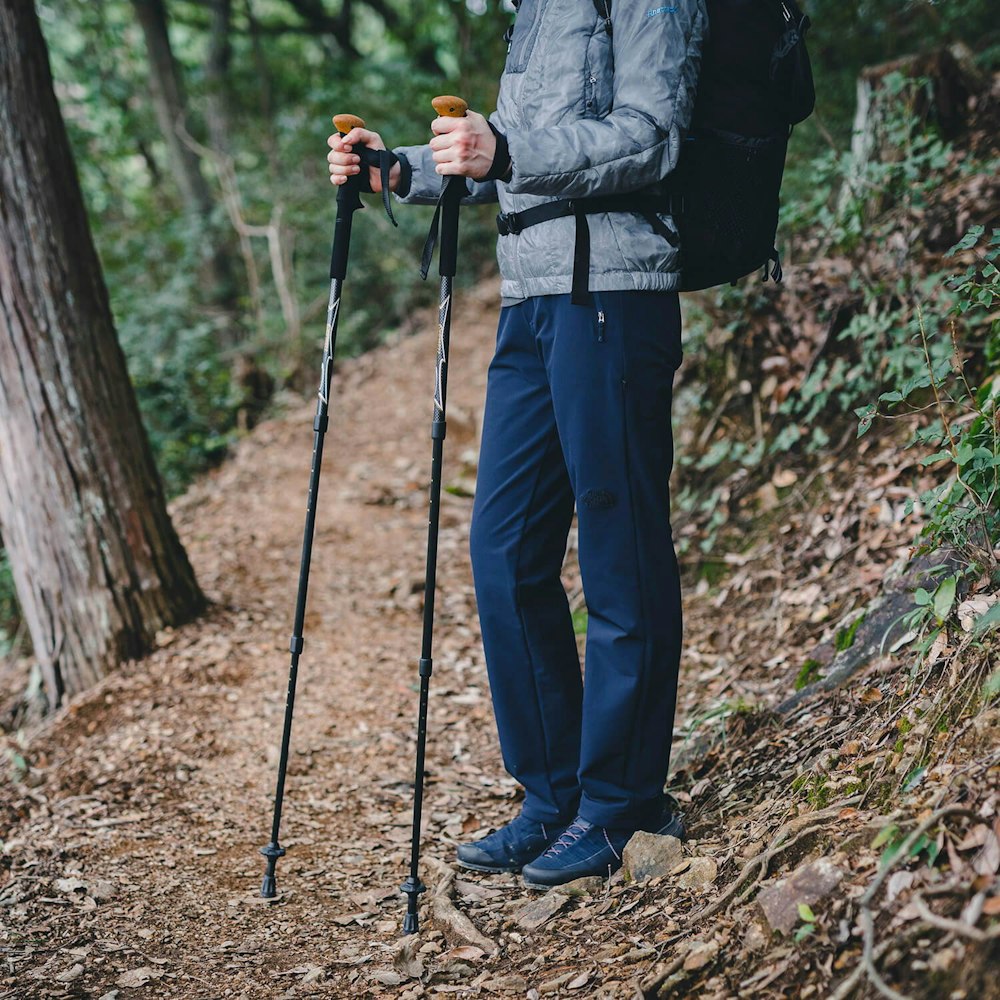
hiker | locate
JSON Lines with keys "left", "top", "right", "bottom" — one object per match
{"left": 326, "top": 0, "right": 708, "bottom": 888}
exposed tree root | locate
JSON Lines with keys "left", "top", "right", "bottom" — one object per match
{"left": 426, "top": 857, "right": 498, "bottom": 955}
{"left": 687, "top": 797, "right": 862, "bottom": 923}
{"left": 836, "top": 803, "right": 984, "bottom": 1000}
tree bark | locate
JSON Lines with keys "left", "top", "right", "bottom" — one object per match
{"left": 0, "top": 0, "right": 206, "bottom": 708}
{"left": 205, "top": 0, "right": 234, "bottom": 159}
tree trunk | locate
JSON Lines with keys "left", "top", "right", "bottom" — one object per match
{"left": 0, "top": 0, "right": 206, "bottom": 708}
{"left": 205, "top": 0, "right": 234, "bottom": 160}
{"left": 129, "top": 0, "right": 243, "bottom": 339}
{"left": 839, "top": 45, "right": 985, "bottom": 220}
{"left": 130, "top": 0, "right": 216, "bottom": 216}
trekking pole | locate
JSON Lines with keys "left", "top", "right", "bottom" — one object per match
{"left": 401, "top": 95, "right": 469, "bottom": 934}
{"left": 259, "top": 113, "right": 395, "bottom": 899}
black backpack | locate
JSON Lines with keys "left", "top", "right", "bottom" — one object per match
{"left": 593, "top": 0, "right": 816, "bottom": 292}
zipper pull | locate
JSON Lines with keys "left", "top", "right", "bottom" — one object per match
{"left": 597, "top": 310, "right": 606, "bottom": 342}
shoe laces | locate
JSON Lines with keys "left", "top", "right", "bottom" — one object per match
{"left": 542, "top": 818, "right": 591, "bottom": 857}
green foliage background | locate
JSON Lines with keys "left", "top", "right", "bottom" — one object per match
{"left": 34, "top": 0, "right": 1000, "bottom": 494}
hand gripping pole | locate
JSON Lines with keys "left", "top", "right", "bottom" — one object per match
{"left": 401, "top": 95, "right": 469, "bottom": 934}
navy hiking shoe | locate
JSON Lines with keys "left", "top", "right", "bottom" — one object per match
{"left": 521, "top": 806, "right": 687, "bottom": 889}
{"left": 456, "top": 813, "right": 564, "bottom": 874}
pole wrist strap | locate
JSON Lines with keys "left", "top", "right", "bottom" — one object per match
{"left": 420, "top": 178, "right": 470, "bottom": 280}
{"left": 356, "top": 147, "right": 400, "bottom": 227}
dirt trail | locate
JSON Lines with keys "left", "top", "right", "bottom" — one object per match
{"left": 4, "top": 280, "right": 510, "bottom": 995}
{"left": 2, "top": 279, "right": 996, "bottom": 1000}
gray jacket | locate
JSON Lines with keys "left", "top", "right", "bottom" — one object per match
{"left": 394, "top": 0, "right": 708, "bottom": 302}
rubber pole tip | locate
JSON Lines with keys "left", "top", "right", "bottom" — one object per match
{"left": 403, "top": 912, "right": 420, "bottom": 935}
{"left": 260, "top": 874, "right": 277, "bottom": 898}
{"left": 432, "top": 96, "right": 469, "bottom": 118}
{"left": 333, "top": 113, "right": 366, "bottom": 134}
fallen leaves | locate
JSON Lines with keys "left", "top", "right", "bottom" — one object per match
{"left": 116, "top": 966, "right": 163, "bottom": 988}
{"left": 1, "top": 261, "right": 999, "bottom": 1000}
{"left": 958, "top": 592, "right": 999, "bottom": 631}
{"left": 512, "top": 890, "right": 570, "bottom": 931}
{"left": 392, "top": 935, "right": 424, "bottom": 980}
{"left": 683, "top": 938, "right": 719, "bottom": 971}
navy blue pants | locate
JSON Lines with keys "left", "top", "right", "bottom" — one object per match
{"left": 469, "top": 290, "right": 684, "bottom": 829}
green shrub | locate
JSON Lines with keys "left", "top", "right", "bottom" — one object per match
{"left": 859, "top": 226, "right": 1000, "bottom": 573}
{"left": 0, "top": 547, "right": 22, "bottom": 658}
{"left": 674, "top": 90, "right": 988, "bottom": 562}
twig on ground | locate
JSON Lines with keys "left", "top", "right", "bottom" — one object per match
{"left": 827, "top": 923, "right": 929, "bottom": 1000}
{"left": 912, "top": 892, "right": 1000, "bottom": 942}
{"left": 688, "top": 797, "right": 861, "bottom": 923}
{"left": 688, "top": 796, "right": 859, "bottom": 923}
{"left": 860, "top": 907, "right": 913, "bottom": 1000}
{"left": 845, "top": 804, "right": 983, "bottom": 1000}
{"left": 859, "top": 804, "right": 980, "bottom": 908}
{"left": 640, "top": 952, "right": 686, "bottom": 998}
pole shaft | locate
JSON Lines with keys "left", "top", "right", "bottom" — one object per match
{"left": 266, "top": 272, "right": 339, "bottom": 846}
{"left": 403, "top": 175, "right": 464, "bottom": 931}
{"left": 261, "top": 160, "right": 361, "bottom": 898}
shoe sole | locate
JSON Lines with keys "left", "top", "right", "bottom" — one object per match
{"left": 455, "top": 858, "right": 522, "bottom": 874}
{"left": 521, "top": 875, "right": 567, "bottom": 891}
{"left": 521, "top": 869, "right": 615, "bottom": 891}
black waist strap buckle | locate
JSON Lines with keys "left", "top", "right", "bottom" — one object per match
{"left": 496, "top": 210, "right": 523, "bottom": 236}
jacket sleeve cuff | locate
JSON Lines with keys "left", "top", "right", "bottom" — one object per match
{"left": 483, "top": 122, "right": 513, "bottom": 182}
{"left": 390, "top": 144, "right": 445, "bottom": 205}
{"left": 394, "top": 150, "right": 413, "bottom": 199}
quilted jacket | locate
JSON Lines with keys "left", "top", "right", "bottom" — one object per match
{"left": 393, "top": 0, "right": 708, "bottom": 301}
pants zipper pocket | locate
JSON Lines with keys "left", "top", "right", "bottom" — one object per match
{"left": 597, "top": 310, "right": 606, "bottom": 343}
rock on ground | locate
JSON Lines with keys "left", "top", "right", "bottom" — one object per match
{"left": 756, "top": 857, "right": 846, "bottom": 934}
{"left": 623, "top": 831, "right": 685, "bottom": 882}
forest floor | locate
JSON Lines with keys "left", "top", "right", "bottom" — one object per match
{"left": 1, "top": 279, "right": 998, "bottom": 1000}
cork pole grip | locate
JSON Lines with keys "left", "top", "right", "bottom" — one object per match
{"left": 332, "top": 113, "right": 365, "bottom": 135}
{"left": 431, "top": 96, "right": 468, "bottom": 118}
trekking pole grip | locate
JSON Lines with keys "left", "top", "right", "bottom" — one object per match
{"left": 432, "top": 96, "right": 468, "bottom": 278}
{"left": 333, "top": 113, "right": 365, "bottom": 135}
{"left": 329, "top": 113, "right": 368, "bottom": 280}
{"left": 333, "top": 111, "right": 400, "bottom": 232}
{"left": 431, "top": 95, "right": 468, "bottom": 119}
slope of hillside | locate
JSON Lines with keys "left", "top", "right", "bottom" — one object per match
{"left": 1, "top": 261, "right": 997, "bottom": 999}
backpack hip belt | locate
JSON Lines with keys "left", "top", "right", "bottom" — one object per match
{"left": 495, "top": 193, "right": 682, "bottom": 305}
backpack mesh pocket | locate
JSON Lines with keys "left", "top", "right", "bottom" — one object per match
{"left": 674, "top": 127, "right": 788, "bottom": 293}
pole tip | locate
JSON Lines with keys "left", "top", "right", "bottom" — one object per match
{"left": 260, "top": 874, "right": 277, "bottom": 898}
{"left": 403, "top": 912, "right": 420, "bottom": 935}
{"left": 432, "top": 96, "right": 469, "bottom": 119}
{"left": 333, "top": 113, "right": 366, "bottom": 134}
